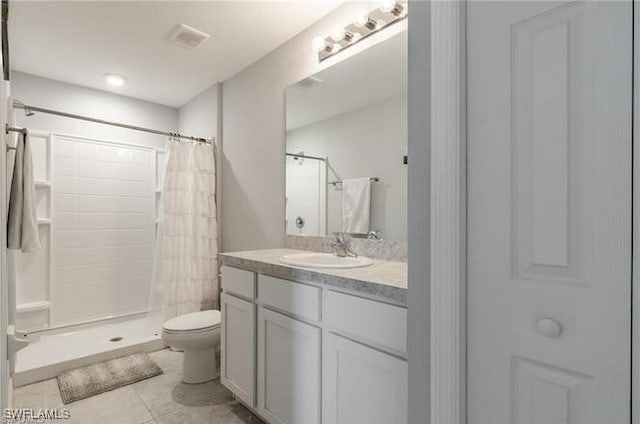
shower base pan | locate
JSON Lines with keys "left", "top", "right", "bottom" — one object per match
{"left": 13, "top": 316, "right": 166, "bottom": 387}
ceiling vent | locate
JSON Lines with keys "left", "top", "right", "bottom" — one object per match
{"left": 168, "top": 24, "right": 210, "bottom": 49}
{"left": 294, "top": 76, "right": 323, "bottom": 90}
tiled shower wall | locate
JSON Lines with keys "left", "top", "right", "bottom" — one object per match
{"left": 16, "top": 133, "right": 164, "bottom": 329}
{"left": 53, "top": 136, "right": 158, "bottom": 326}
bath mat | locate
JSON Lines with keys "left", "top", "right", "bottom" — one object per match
{"left": 57, "top": 353, "right": 163, "bottom": 404}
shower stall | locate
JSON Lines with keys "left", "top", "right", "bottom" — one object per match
{"left": 285, "top": 152, "right": 327, "bottom": 236}
{"left": 7, "top": 101, "right": 217, "bottom": 387}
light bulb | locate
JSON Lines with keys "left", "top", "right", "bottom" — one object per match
{"left": 356, "top": 13, "right": 377, "bottom": 30}
{"left": 330, "top": 25, "right": 346, "bottom": 42}
{"left": 312, "top": 36, "right": 327, "bottom": 52}
{"left": 381, "top": 0, "right": 396, "bottom": 12}
{"left": 355, "top": 14, "right": 369, "bottom": 27}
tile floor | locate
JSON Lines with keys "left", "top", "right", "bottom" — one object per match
{"left": 12, "top": 349, "right": 263, "bottom": 424}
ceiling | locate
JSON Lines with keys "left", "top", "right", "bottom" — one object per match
{"left": 8, "top": 0, "right": 343, "bottom": 107}
{"left": 286, "top": 28, "right": 407, "bottom": 131}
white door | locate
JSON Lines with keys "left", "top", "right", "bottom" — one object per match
{"left": 467, "top": 1, "right": 632, "bottom": 423}
{"left": 220, "top": 293, "right": 256, "bottom": 407}
{"left": 322, "top": 332, "right": 407, "bottom": 424}
{"left": 257, "top": 307, "right": 320, "bottom": 424}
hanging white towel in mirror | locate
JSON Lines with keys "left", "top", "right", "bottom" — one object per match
{"left": 342, "top": 177, "right": 371, "bottom": 234}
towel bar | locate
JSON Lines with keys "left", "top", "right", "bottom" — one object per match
{"left": 328, "top": 177, "right": 380, "bottom": 187}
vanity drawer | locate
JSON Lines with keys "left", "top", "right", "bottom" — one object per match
{"left": 221, "top": 266, "right": 256, "bottom": 299}
{"left": 325, "top": 290, "right": 407, "bottom": 354}
{"left": 257, "top": 275, "right": 321, "bottom": 323}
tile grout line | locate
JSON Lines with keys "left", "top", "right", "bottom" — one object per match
{"left": 133, "top": 351, "right": 187, "bottom": 422}
{"left": 131, "top": 383, "right": 158, "bottom": 424}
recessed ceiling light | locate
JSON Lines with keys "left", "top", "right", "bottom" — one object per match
{"left": 104, "top": 73, "right": 126, "bottom": 87}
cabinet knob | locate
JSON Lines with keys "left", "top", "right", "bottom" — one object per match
{"left": 536, "top": 318, "right": 562, "bottom": 338}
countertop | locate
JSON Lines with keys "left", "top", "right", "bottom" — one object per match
{"left": 219, "top": 248, "right": 407, "bottom": 306}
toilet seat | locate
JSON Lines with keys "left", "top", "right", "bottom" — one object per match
{"left": 162, "top": 325, "right": 219, "bottom": 336}
{"left": 162, "top": 310, "right": 221, "bottom": 333}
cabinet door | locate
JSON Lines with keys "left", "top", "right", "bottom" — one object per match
{"left": 221, "top": 293, "right": 255, "bottom": 406}
{"left": 257, "top": 307, "right": 321, "bottom": 424}
{"left": 323, "top": 332, "right": 407, "bottom": 424}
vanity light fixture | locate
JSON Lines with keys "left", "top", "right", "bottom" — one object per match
{"left": 312, "top": 1, "right": 407, "bottom": 62}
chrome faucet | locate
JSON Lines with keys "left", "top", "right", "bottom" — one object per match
{"left": 330, "top": 232, "right": 358, "bottom": 258}
{"left": 367, "top": 230, "right": 382, "bottom": 240}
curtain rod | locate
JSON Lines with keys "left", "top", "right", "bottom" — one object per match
{"left": 285, "top": 152, "right": 327, "bottom": 162}
{"left": 6, "top": 100, "right": 214, "bottom": 144}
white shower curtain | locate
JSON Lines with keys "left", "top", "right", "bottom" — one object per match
{"left": 155, "top": 138, "right": 218, "bottom": 321}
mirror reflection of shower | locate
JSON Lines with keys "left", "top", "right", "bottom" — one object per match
{"left": 292, "top": 151, "right": 305, "bottom": 165}
{"left": 285, "top": 152, "right": 328, "bottom": 236}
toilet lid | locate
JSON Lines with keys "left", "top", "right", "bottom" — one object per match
{"left": 163, "top": 310, "right": 221, "bottom": 332}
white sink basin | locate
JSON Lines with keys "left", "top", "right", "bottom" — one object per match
{"left": 279, "top": 253, "right": 374, "bottom": 269}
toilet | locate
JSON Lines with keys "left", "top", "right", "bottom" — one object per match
{"left": 161, "top": 310, "right": 221, "bottom": 384}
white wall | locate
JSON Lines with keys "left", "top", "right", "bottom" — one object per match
{"left": 178, "top": 84, "right": 218, "bottom": 139}
{"left": 287, "top": 94, "right": 407, "bottom": 241}
{"left": 11, "top": 72, "right": 178, "bottom": 148}
{"left": 222, "top": 1, "right": 407, "bottom": 251}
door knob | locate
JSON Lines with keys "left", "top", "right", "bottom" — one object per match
{"left": 536, "top": 318, "right": 562, "bottom": 338}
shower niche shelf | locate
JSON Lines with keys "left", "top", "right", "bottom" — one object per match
{"left": 16, "top": 301, "right": 51, "bottom": 313}
{"left": 15, "top": 131, "right": 52, "bottom": 332}
{"left": 15, "top": 301, "right": 50, "bottom": 332}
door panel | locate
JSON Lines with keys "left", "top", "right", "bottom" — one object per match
{"left": 220, "top": 293, "right": 255, "bottom": 406}
{"left": 467, "top": 1, "right": 631, "bottom": 423}
{"left": 257, "top": 307, "right": 320, "bottom": 424}
{"left": 322, "top": 332, "right": 407, "bottom": 424}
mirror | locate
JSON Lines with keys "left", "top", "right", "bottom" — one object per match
{"left": 285, "top": 30, "right": 407, "bottom": 241}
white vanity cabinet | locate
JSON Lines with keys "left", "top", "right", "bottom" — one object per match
{"left": 221, "top": 293, "right": 256, "bottom": 406}
{"left": 322, "top": 289, "right": 408, "bottom": 424}
{"left": 220, "top": 264, "right": 407, "bottom": 424}
{"left": 322, "top": 333, "right": 407, "bottom": 424}
{"left": 220, "top": 267, "right": 257, "bottom": 406}
{"left": 257, "top": 307, "right": 321, "bottom": 424}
